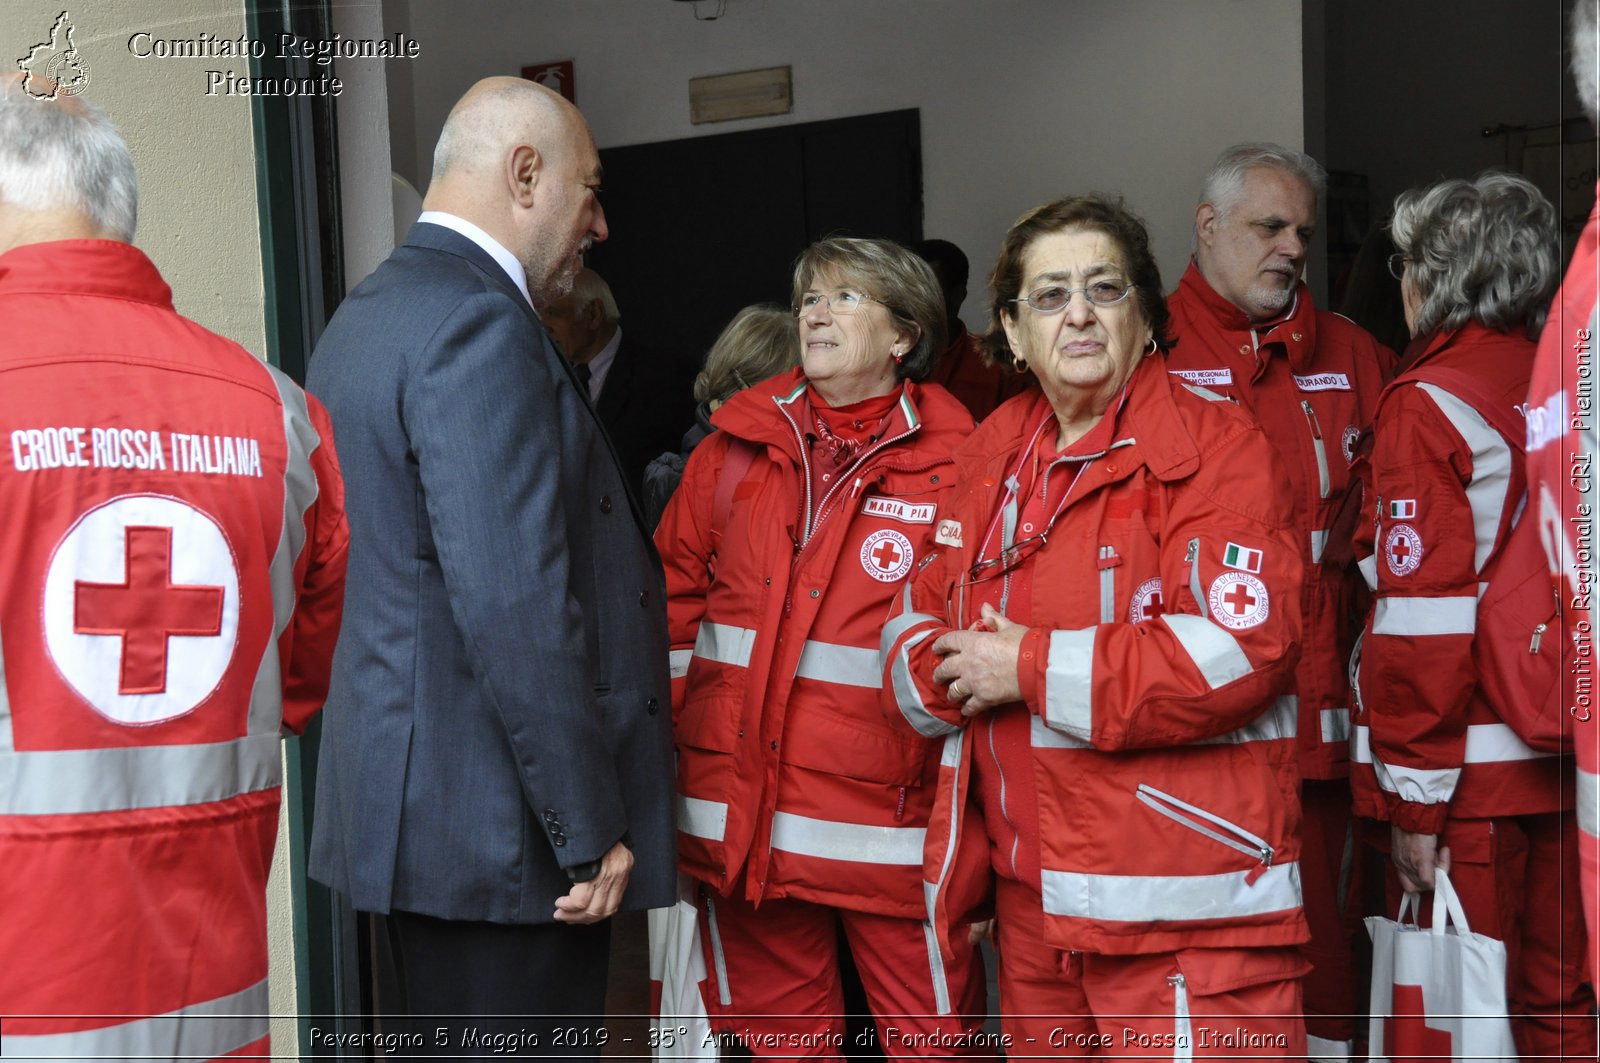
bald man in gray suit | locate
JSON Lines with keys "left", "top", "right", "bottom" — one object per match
{"left": 307, "top": 78, "right": 673, "bottom": 1056}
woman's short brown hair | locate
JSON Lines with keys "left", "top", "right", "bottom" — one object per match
{"left": 791, "top": 236, "right": 948, "bottom": 382}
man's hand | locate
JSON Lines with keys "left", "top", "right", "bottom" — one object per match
{"left": 554, "top": 840, "right": 633, "bottom": 923}
{"left": 1391, "top": 825, "right": 1450, "bottom": 894}
{"left": 931, "top": 604, "right": 1026, "bottom": 717}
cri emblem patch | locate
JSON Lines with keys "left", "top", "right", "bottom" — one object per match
{"left": 1129, "top": 577, "right": 1164, "bottom": 624}
{"left": 1384, "top": 523, "right": 1424, "bottom": 577}
{"left": 1342, "top": 425, "right": 1360, "bottom": 463}
{"left": 43, "top": 494, "right": 240, "bottom": 725}
{"left": 860, "top": 528, "right": 914, "bottom": 582}
{"left": 1207, "top": 571, "right": 1271, "bottom": 630}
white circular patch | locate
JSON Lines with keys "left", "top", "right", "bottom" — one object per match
{"left": 1207, "top": 571, "right": 1271, "bottom": 630}
{"left": 860, "top": 528, "right": 914, "bottom": 583}
{"left": 1384, "top": 523, "right": 1424, "bottom": 577}
{"left": 1129, "top": 577, "right": 1165, "bottom": 624}
{"left": 43, "top": 494, "right": 240, "bottom": 726}
{"left": 1341, "top": 425, "right": 1360, "bottom": 464}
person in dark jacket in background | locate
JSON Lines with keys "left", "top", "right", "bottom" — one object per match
{"left": 642, "top": 303, "right": 797, "bottom": 528}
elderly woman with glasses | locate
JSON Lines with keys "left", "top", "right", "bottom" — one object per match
{"left": 884, "top": 195, "right": 1310, "bottom": 1055}
{"left": 654, "top": 237, "right": 983, "bottom": 1057}
{"left": 1354, "top": 173, "right": 1594, "bottom": 1058}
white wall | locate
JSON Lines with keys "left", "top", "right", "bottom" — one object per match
{"left": 387, "top": 0, "right": 1306, "bottom": 319}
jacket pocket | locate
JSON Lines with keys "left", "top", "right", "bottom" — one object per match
{"left": 674, "top": 690, "right": 742, "bottom": 754}
{"left": 781, "top": 704, "right": 931, "bottom": 786}
{"left": 1135, "top": 783, "right": 1275, "bottom": 884}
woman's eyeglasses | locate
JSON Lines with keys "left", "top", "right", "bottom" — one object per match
{"left": 793, "top": 290, "right": 882, "bottom": 317}
{"left": 1010, "top": 281, "right": 1135, "bottom": 314}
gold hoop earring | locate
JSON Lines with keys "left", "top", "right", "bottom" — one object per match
{"left": 1011, "top": 352, "right": 1030, "bottom": 375}
{"left": 1143, "top": 336, "right": 1158, "bottom": 356}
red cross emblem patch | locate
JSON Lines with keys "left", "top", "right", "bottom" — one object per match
{"left": 859, "top": 528, "right": 914, "bottom": 583}
{"left": 43, "top": 494, "right": 240, "bottom": 725}
{"left": 1384, "top": 522, "right": 1423, "bottom": 577}
{"left": 1206, "top": 571, "right": 1271, "bottom": 630}
{"left": 1128, "top": 577, "right": 1164, "bottom": 624}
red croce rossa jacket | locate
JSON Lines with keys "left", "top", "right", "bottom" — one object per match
{"left": 0, "top": 240, "right": 348, "bottom": 1061}
{"left": 1354, "top": 323, "right": 1571, "bottom": 832}
{"left": 656, "top": 369, "right": 971, "bottom": 921}
{"left": 883, "top": 357, "right": 1310, "bottom": 959}
{"left": 1167, "top": 263, "right": 1395, "bottom": 779}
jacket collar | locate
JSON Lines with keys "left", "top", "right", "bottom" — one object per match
{"left": 958, "top": 357, "right": 1200, "bottom": 488}
{"left": 0, "top": 240, "right": 173, "bottom": 307}
{"left": 1176, "top": 260, "right": 1320, "bottom": 375}
{"left": 404, "top": 222, "right": 545, "bottom": 333}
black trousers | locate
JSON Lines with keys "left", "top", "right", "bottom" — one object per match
{"left": 382, "top": 909, "right": 613, "bottom": 1060}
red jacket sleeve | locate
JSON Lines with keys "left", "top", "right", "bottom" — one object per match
{"left": 281, "top": 393, "right": 350, "bottom": 734}
{"left": 880, "top": 535, "right": 966, "bottom": 737}
{"left": 653, "top": 433, "right": 725, "bottom": 724}
{"left": 1358, "top": 384, "right": 1487, "bottom": 832}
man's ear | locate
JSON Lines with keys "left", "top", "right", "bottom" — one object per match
{"left": 509, "top": 144, "right": 541, "bottom": 208}
{"left": 582, "top": 297, "right": 604, "bottom": 329}
{"left": 1195, "top": 202, "right": 1219, "bottom": 248}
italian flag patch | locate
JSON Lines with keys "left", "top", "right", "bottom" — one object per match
{"left": 1388, "top": 498, "right": 1417, "bottom": 519}
{"left": 1222, "top": 542, "right": 1263, "bottom": 574}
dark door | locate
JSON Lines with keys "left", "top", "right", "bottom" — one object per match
{"left": 588, "top": 108, "right": 923, "bottom": 384}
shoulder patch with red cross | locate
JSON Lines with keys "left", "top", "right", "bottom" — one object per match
{"left": 1207, "top": 571, "right": 1271, "bottom": 630}
{"left": 1384, "top": 522, "right": 1423, "bottom": 576}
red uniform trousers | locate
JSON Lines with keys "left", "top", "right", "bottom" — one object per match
{"left": 992, "top": 879, "right": 1307, "bottom": 1059}
{"left": 1380, "top": 812, "right": 1595, "bottom": 1060}
{"left": 697, "top": 886, "right": 985, "bottom": 1061}
{"left": 1297, "top": 780, "right": 1364, "bottom": 1055}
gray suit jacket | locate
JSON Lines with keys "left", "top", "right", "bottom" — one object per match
{"left": 306, "top": 223, "right": 675, "bottom": 922}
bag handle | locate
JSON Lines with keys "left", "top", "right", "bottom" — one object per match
{"left": 1428, "top": 866, "right": 1472, "bottom": 936}
{"left": 1396, "top": 890, "right": 1421, "bottom": 927}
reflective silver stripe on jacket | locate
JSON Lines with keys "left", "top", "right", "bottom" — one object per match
{"left": 1162, "top": 613, "right": 1253, "bottom": 689}
{"left": 1580, "top": 767, "right": 1599, "bottom": 839}
{"left": 1320, "top": 707, "right": 1351, "bottom": 744}
{"left": 1371, "top": 757, "right": 1459, "bottom": 805}
{"left": 676, "top": 794, "right": 728, "bottom": 842}
{"left": 254, "top": 364, "right": 326, "bottom": 737}
{"left": 1351, "top": 722, "right": 1559, "bottom": 766}
{"left": 0, "top": 734, "right": 282, "bottom": 816}
{"left": 1040, "top": 862, "right": 1302, "bottom": 923}
{"left": 1357, "top": 553, "right": 1378, "bottom": 591}
{"left": 1310, "top": 528, "right": 1329, "bottom": 565}
{"left": 770, "top": 810, "right": 925, "bottom": 865}
{"left": 885, "top": 598, "right": 957, "bottom": 737}
{"left": 1041, "top": 628, "right": 1097, "bottom": 738}
{"left": 1036, "top": 864, "right": 1299, "bottom": 922}
{"left": 795, "top": 639, "right": 881, "bottom": 689}
{"left": 1032, "top": 695, "right": 1296, "bottom": 750}
{"left": 693, "top": 621, "right": 758, "bottom": 669}
{"left": 1415, "top": 382, "right": 1514, "bottom": 572}
{"left": 668, "top": 648, "right": 693, "bottom": 679}
{"left": 0, "top": 618, "right": 11, "bottom": 752}
{"left": 0, "top": 977, "right": 268, "bottom": 1062}
{"left": 1371, "top": 595, "right": 1477, "bottom": 636}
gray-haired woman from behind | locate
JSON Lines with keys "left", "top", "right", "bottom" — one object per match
{"left": 1352, "top": 171, "right": 1594, "bottom": 1059}
{"left": 643, "top": 304, "right": 797, "bottom": 528}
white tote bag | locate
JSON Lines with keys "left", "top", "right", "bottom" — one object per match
{"left": 647, "top": 875, "right": 717, "bottom": 1062}
{"left": 1365, "top": 866, "right": 1518, "bottom": 1062}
